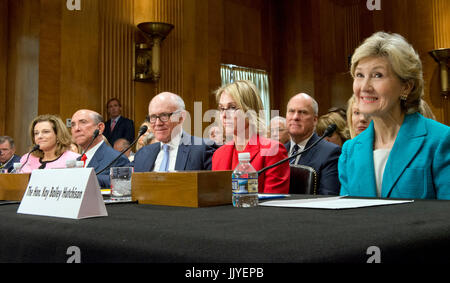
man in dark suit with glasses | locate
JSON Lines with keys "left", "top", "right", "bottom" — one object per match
{"left": 133, "top": 92, "right": 217, "bottom": 172}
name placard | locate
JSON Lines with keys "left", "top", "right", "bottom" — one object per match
{"left": 17, "top": 168, "right": 107, "bottom": 219}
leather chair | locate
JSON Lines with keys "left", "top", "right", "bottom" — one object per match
{"left": 289, "top": 164, "right": 317, "bottom": 195}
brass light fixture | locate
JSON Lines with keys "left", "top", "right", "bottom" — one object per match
{"left": 134, "top": 22, "right": 174, "bottom": 82}
{"left": 429, "top": 48, "right": 450, "bottom": 98}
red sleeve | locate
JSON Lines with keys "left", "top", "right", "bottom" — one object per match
{"left": 258, "top": 140, "right": 290, "bottom": 194}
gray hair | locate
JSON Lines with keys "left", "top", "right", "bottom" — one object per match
{"left": 91, "top": 112, "right": 104, "bottom": 124}
{"left": 152, "top": 92, "right": 186, "bottom": 111}
{"left": 0, "top": 136, "right": 14, "bottom": 148}
{"left": 289, "top": 93, "right": 319, "bottom": 116}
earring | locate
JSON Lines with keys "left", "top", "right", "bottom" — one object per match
{"left": 400, "top": 94, "right": 408, "bottom": 101}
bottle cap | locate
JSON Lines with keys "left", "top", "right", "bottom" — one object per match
{"left": 238, "top": 152, "right": 250, "bottom": 161}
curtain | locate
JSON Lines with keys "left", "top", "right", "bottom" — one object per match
{"left": 220, "top": 64, "right": 270, "bottom": 125}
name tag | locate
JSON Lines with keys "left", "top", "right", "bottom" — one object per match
{"left": 17, "top": 168, "right": 107, "bottom": 219}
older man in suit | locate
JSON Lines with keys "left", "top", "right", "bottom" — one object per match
{"left": 0, "top": 136, "right": 21, "bottom": 172}
{"left": 285, "top": 93, "right": 341, "bottom": 195}
{"left": 71, "top": 109, "right": 130, "bottom": 188}
{"left": 133, "top": 92, "right": 216, "bottom": 172}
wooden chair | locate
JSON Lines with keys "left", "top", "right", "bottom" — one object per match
{"left": 289, "top": 164, "right": 317, "bottom": 195}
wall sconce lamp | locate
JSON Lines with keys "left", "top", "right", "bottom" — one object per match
{"left": 134, "top": 22, "right": 174, "bottom": 82}
{"left": 429, "top": 48, "right": 450, "bottom": 99}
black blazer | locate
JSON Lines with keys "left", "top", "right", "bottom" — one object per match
{"left": 103, "top": 116, "right": 135, "bottom": 146}
{"left": 285, "top": 133, "right": 341, "bottom": 195}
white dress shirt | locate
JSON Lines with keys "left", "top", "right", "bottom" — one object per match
{"left": 373, "top": 148, "right": 391, "bottom": 197}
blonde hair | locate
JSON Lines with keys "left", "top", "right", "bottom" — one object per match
{"left": 316, "top": 112, "right": 350, "bottom": 144}
{"left": 350, "top": 31, "right": 423, "bottom": 114}
{"left": 419, "top": 99, "right": 436, "bottom": 120}
{"left": 346, "top": 96, "right": 357, "bottom": 139}
{"left": 214, "top": 80, "right": 266, "bottom": 135}
{"left": 29, "top": 114, "right": 73, "bottom": 158}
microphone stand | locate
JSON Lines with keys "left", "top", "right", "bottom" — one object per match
{"left": 80, "top": 129, "right": 100, "bottom": 157}
{"left": 96, "top": 126, "right": 148, "bottom": 176}
{"left": 19, "top": 144, "right": 40, "bottom": 172}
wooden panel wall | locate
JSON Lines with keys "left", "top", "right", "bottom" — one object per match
{"left": 431, "top": 0, "right": 450, "bottom": 124}
{"left": 38, "top": 0, "right": 61, "bottom": 116}
{"left": 0, "top": 0, "right": 7, "bottom": 136}
{"left": 99, "top": 0, "right": 135, "bottom": 120}
{"left": 134, "top": 0, "right": 184, "bottom": 128}
{"left": 5, "top": 0, "right": 40, "bottom": 154}
{"left": 59, "top": 0, "right": 100, "bottom": 118}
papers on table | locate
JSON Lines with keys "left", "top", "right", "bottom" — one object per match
{"left": 259, "top": 196, "right": 414, "bottom": 210}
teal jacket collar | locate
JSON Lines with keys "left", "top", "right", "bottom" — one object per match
{"left": 354, "top": 113, "right": 426, "bottom": 197}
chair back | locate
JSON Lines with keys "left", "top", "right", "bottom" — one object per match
{"left": 289, "top": 164, "right": 317, "bottom": 195}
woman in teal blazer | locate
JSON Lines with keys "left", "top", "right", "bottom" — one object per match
{"left": 339, "top": 32, "right": 450, "bottom": 199}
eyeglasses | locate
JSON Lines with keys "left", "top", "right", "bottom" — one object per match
{"left": 218, "top": 106, "right": 240, "bottom": 114}
{"left": 148, "top": 110, "right": 181, "bottom": 123}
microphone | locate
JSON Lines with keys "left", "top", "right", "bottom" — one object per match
{"left": 257, "top": 124, "right": 337, "bottom": 175}
{"left": 83, "top": 129, "right": 100, "bottom": 154}
{"left": 19, "top": 144, "right": 40, "bottom": 172}
{"left": 96, "top": 125, "right": 148, "bottom": 175}
{"left": 77, "top": 129, "right": 100, "bottom": 161}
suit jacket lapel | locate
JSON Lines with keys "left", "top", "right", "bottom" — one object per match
{"left": 175, "top": 132, "right": 190, "bottom": 170}
{"left": 382, "top": 113, "right": 426, "bottom": 197}
{"left": 89, "top": 143, "right": 105, "bottom": 171}
{"left": 298, "top": 133, "right": 319, "bottom": 165}
{"left": 354, "top": 123, "right": 378, "bottom": 197}
{"left": 146, "top": 143, "right": 160, "bottom": 171}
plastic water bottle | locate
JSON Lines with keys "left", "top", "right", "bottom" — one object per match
{"left": 232, "top": 152, "right": 258, "bottom": 207}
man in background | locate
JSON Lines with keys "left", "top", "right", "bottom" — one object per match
{"left": 0, "top": 136, "right": 21, "bottom": 172}
{"left": 113, "top": 138, "right": 134, "bottom": 161}
{"left": 269, "top": 116, "right": 290, "bottom": 144}
{"left": 103, "top": 98, "right": 135, "bottom": 146}
{"left": 285, "top": 93, "right": 341, "bottom": 195}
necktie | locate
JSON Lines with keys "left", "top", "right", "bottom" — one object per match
{"left": 289, "top": 144, "right": 300, "bottom": 165}
{"left": 159, "top": 144, "right": 170, "bottom": 172}
{"left": 111, "top": 119, "right": 117, "bottom": 132}
{"left": 80, "top": 154, "right": 87, "bottom": 167}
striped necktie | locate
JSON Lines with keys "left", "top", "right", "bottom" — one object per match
{"left": 289, "top": 144, "right": 300, "bottom": 165}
